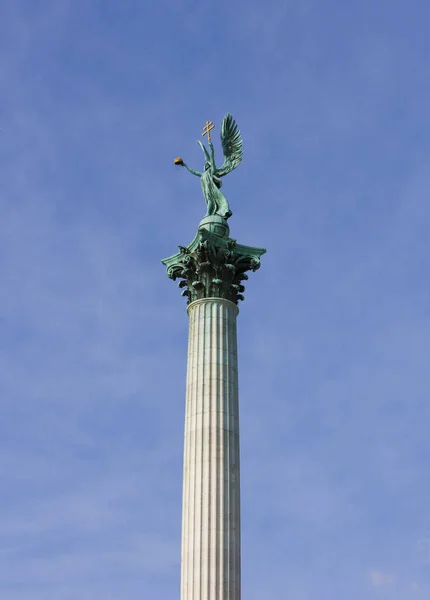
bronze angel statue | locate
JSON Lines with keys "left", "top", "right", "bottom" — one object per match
{"left": 174, "top": 114, "right": 243, "bottom": 220}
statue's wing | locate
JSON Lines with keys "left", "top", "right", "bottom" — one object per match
{"left": 216, "top": 114, "right": 243, "bottom": 177}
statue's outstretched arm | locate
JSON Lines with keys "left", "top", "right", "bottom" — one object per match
{"left": 184, "top": 164, "right": 202, "bottom": 177}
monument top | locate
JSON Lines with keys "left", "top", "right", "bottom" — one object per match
{"left": 173, "top": 114, "right": 243, "bottom": 221}
{"left": 162, "top": 114, "right": 266, "bottom": 305}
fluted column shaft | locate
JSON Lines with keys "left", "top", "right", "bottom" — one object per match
{"left": 181, "top": 298, "right": 241, "bottom": 600}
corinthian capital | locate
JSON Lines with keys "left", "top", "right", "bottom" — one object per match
{"left": 162, "top": 216, "right": 266, "bottom": 305}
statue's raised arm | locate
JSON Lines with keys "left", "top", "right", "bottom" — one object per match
{"left": 173, "top": 114, "right": 243, "bottom": 220}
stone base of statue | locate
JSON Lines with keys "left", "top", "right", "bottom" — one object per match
{"left": 162, "top": 217, "right": 265, "bottom": 600}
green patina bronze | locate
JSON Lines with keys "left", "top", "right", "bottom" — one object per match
{"left": 163, "top": 115, "right": 265, "bottom": 305}
{"left": 174, "top": 114, "right": 242, "bottom": 220}
{"left": 162, "top": 216, "right": 265, "bottom": 304}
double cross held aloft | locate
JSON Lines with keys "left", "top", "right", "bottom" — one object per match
{"left": 173, "top": 119, "right": 215, "bottom": 167}
{"left": 202, "top": 120, "right": 215, "bottom": 142}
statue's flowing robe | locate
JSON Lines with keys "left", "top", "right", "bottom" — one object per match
{"left": 200, "top": 169, "right": 232, "bottom": 219}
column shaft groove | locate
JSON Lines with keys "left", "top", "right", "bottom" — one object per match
{"left": 181, "top": 298, "right": 241, "bottom": 600}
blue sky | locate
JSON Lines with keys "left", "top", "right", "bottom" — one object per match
{"left": 1, "top": 0, "right": 430, "bottom": 598}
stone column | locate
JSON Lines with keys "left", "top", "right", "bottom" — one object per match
{"left": 181, "top": 298, "right": 240, "bottom": 600}
{"left": 162, "top": 215, "right": 265, "bottom": 600}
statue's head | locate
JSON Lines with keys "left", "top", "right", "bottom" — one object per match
{"left": 204, "top": 161, "right": 211, "bottom": 171}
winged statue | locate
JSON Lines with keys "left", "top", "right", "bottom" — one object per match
{"left": 174, "top": 114, "right": 243, "bottom": 220}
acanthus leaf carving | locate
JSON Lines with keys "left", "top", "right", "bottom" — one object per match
{"left": 162, "top": 227, "right": 266, "bottom": 305}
